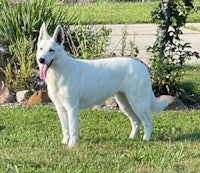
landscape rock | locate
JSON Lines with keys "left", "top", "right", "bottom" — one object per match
{"left": 159, "top": 95, "right": 187, "bottom": 110}
{"left": 16, "top": 90, "right": 32, "bottom": 103}
{"left": 0, "top": 44, "right": 6, "bottom": 54}
{"left": 92, "top": 104, "right": 105, "bottom": 110}
{"left": 92, "top": 96, "right": 118, "bottom": 110}
{"left": 27, "top": 90, "right": 51, "bottom": 106}
{"left": 0, "top": 85, "right": 15, "bottom": 104}
{"left": 105, "top": 96, "right": 118, "bottom": 109}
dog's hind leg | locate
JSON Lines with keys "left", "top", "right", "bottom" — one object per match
{"left": 126, "top": 94, "right": 153, "bottom": 141}
{"left": 114, "top": 93, "right": 141, "bottom": 139}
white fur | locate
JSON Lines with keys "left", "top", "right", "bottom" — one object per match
{"left": 36, "top": 23, "right": 168, "bottom": 147}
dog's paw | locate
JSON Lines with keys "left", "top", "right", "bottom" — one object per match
{"left": 62, "top": 136, "right": 69, "bottom": 145}
{"left": 143, "top": 135, "right": 151, "bottom": 141}
{"left": 68, "top": 138, "right": 77, "bottom": 148}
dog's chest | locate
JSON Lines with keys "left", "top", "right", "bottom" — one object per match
{"left": 46, "top": 74, "right": 66, "bottom": 96}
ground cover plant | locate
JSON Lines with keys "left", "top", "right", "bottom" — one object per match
{"left": 1, "top": 106, "right": 200, "bottom": 173}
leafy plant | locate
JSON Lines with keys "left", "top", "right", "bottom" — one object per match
{"left": 129, "top": 37, "right": 139, "bottom": 57}
{"left": 120, "top": 26, "right": 139, "bottom": 57}
{"left": 0, "top": 0, "right": 72, "bottom": 46}
{"left": 1, "top": 38, "right": 36, "bottom": 91}
{"left": 120, "top": 26, "right": 128, "bottom": 56}
{"left": 148, "top": 0, "right": 199, "bottom": 97}
{"left": 65, "top": 25, "right": 111, "bottom": 59}
{"left": 0, "top": 0, "right": 74, "bottom": 90}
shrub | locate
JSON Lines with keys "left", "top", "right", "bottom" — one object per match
{"left": 148, "top": 0, "right": 199, "bottom": 97}
{"left": 1, "top": 38, "right": 35, "bottom": 91}
{"left": 0, "top": 0, "right": 71, "bottom": 47}
{"left": 64, "top": 25, "right": 111, "bottom": 59}
{"left": 0, "top": 0, "right": 73, "bottom": 90}
{"left": 120, "top": 26, "right": 139, "bottom": 57}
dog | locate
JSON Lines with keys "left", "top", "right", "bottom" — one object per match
{"left": 36, "top": 23, "right": 168, "bottom": 147}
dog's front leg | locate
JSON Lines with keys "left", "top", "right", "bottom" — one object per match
{"left": 54, "top": 103, "right": 70, "bottom": 145}
{"left": 67, "top": 106, "right": 79, "bottom": 148}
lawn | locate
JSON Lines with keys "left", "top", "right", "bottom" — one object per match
{"left": 1, "top": 105, "right": 200, "bottom": 172}
{"left": 66, "top": 0, "right": 200, "bottom": 24}
{"left": 67, "top": 1, "right": 158, "bottom": 24}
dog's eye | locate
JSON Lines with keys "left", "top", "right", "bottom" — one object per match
{"left": 49, "top": 49, "right": 54, "bottom": 52}
{"left": 40, "top": 48, "right": 43, "bottom": 51}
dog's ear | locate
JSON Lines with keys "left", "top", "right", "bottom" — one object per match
{"left": 38, "top": 23, "right": 49, "bottom": 42}
{"left": 53, "top": 25, "right": 64, "bottom": 45}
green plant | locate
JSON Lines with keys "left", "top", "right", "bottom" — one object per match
{"left": 120, "top": 26, "right": 128, "bottom": 56}
{"left": 120, "top": 26, "right": 139, "bottom": 57}
{"left": 129, "top": 35, "right": 139, "bottom": 57}
{"left": 0, "top": 0, "right": 74, "bottom": 90}
{"left": 65, "top": 25, "right": 111, "bottom": 59}
{"left": 148, "top": 0, "right": 199, "bottom": 97}
{"left": 0, "top": 0, "right": 71, "bottom": 46}
{"left": 1, "top": 38, "right": 36, "bottom": 91}
{"left": 180, "top": 65, "right": 200, "bottom": 102}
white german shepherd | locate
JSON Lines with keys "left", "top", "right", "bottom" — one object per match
{"left": 36, "top": 23, "right": 168, "bottom": 147}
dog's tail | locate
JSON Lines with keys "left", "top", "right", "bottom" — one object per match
{"left": 150, "top": 92, "right": 168, "bottom": 114}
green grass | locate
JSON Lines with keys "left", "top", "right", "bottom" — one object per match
{"left": 66, "top": 1, "right": 200, "bottom": 24}
{"left": 180, "top": 65, "right": 200, "bottom": 101}
{"left": 185, "top": 25, "right": 200, "bottom": 32}
{"left": 1, "top": 106, "right": 200, "bottom": 172}
{"left": 188, "top": 0, "right": 200, "bottom": 23}
{"left": 68, "top": 1, "right": 158, "bottom": 24}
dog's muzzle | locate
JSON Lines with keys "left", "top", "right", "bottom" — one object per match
{"left": 39, "top": 58, "right": 53, "bottom": 68}
{"left": 39, "top": 58, "right": 45, "bottom": 64}
{"left": 48, "top": 59, "right": 53, "bottom": 68}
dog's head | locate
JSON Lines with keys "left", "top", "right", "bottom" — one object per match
{"left": 36, "top": 23, "right": 64, "bottom": 80}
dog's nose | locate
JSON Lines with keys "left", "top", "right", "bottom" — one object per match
{"left": 39, "top": 58, "right": 45, "bottom": 64}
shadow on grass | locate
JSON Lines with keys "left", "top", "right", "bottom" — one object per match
{"left": 156, "top": 131, "right": 200, "bottom": 142}
{"left": 174, "top": 132, "right": 200, "bottom": 142}
{"left": 0, "top": 126, "right": 6, "bottom": 131}
{"left": 1, "top": 158, "right": 50, "bottom": 172}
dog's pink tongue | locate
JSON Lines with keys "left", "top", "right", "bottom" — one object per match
{"left": 40, "top": 64, "right": 48, "bottom": 80}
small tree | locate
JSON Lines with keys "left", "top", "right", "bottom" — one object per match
{"left": 148, "top": 0, "right": 199, "bottom": 97}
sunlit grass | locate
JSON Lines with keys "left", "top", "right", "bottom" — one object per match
{"left": 68, "top": 1, "right": 159, "bottom": 24}
{"left": 1, "top": 106, "right": 200, "bottom": 172}
{"left": 66, "top": 1, "right": 200, "bottom": 24}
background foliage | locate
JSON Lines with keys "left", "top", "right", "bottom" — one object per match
{"left": 148, "top": 0, "right": 199, "bottom": 98}
{"left": 64, "top": 25, "right": 111, "bottom": 59}
{"left": 0, "top": 0, "right": 110, "bottom": 90}
{"left": 0, "top": 0, "right": 72, "bottom": 91}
